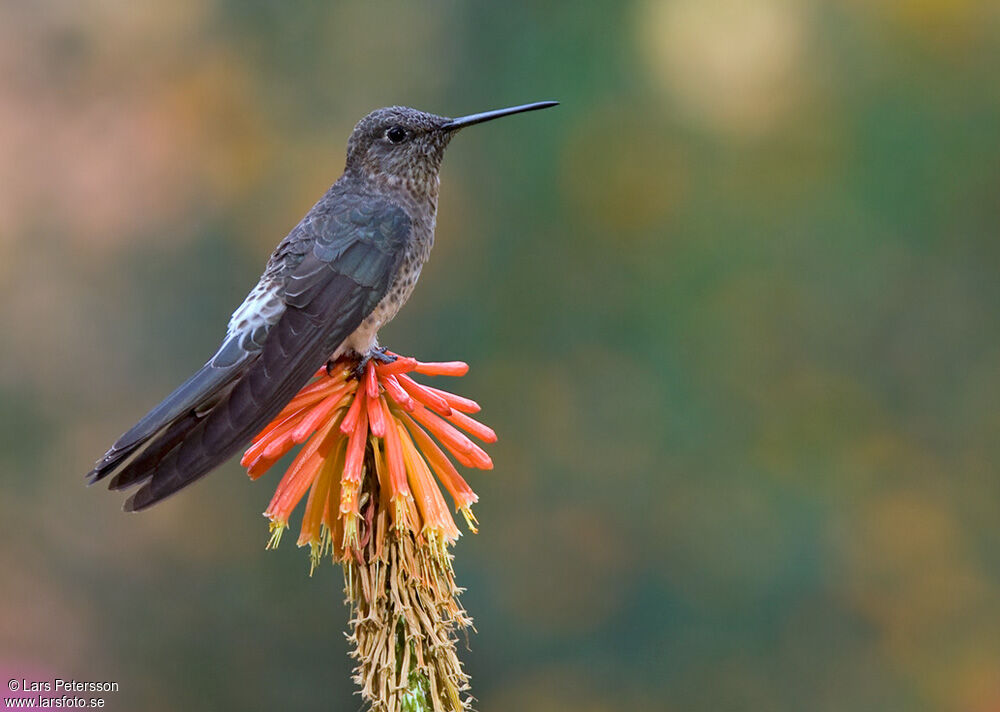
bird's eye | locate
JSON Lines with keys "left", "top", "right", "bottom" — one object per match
{"left": 386, "top": 126, "right": 407, "bottom": 144}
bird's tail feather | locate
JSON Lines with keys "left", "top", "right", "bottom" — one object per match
{"left": 107, "top": 411, "right": 206, "bottom": 491}
{"left": 86, "top": 352, "right": 245, "bottom": 485}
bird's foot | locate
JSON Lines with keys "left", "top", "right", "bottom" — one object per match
{"left": 370, "top": 346, "right": 397, "bottom": 365}
{"left": 351, "top": 347, "right": 396, "bottom": 380}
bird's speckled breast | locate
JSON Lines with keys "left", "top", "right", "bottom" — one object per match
{"left": 337, "top": 194, "right": 437, "bottom": 357}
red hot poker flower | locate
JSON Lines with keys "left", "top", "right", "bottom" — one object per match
{"left": 242, "top": 352, "right": 493, "bottom": 571}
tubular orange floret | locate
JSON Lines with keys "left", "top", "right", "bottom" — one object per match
{"left": 399, "top": 413, "right": 479, "bottom": 514}
{"left": 398, "top": 424, "right": 460, "bottom": 542}
{"left": 245, "top": 452, "right": 280, "bottom": 480}
{"left": 264, "top": 449, "right": 323, "bottom": 526}
{"left": 270, "top": 375, "right": 348, "bottom": 425}
{"left": 335, "top": 431, "right": 361, "bottom": 554}
{"left": 446, "top": 409, "right": 497, "bottom": 443}
{"left": 260, "top": 434, "right": 298, "bottom": 463}
{"left": 466, "top": 446, "right": 493, "bottom": 470}
{"left": 260, "top": 413, "right": 314, "bottom": 460}
{"left": 297, "top": 452, "right": 335, "bottom": 548}
{"left": 409, "top": 404, "right": 492, "bottom": 469}
{"left": 241, "top": 436, "right": 273, "bottom": 470}
{"left": 381, "top": 374, "right": 416, "bottom": 411}
{"left": 374, "top": 356, "right": 418, "bottom": 376}
{"left": 413, "top": 360, "right": 469, "bottom": 377}
{"left": 380, "top": 397, "right": 411, "bottom": 504}
{"left": 369, "top": 436, "right": 391, "bottom": 508}
{"left": 396, "top": 374, "right": 452, "bottom": 415}
{"left": 366, "top": 388, "right": 387, "bottom": 437}
{"left": 322, "top": 475, "right": 347, "bottom": 560}
{"left": 311, "top": 363, "right": 345, "bottom": 380}
{"left": 265, "top": 416, "right": 342, "bottom": 523}
{"left": 339, "top": 382, "right": 366, "bottom": 434}
{"left": 341, "top": 395, "right": 369, "bottom": 486}
{"left": 421, "top": 385, "right": 481, "bottom": 414}
{"left": 289, "top": 384, "right": 352, "bottom": 444}
{"left": 243, "top": 410, "right": 305, "bottom": 466}
{"left": 338, "top": 454, "right": 361, "bottom": 517}
{"left": 248, "top": 408, "right": 305, "bottom": 450}
{"left": 364, "top": 360, "right": 380, "bottom": 399}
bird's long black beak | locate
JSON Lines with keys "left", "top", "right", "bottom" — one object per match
{"left": 441, "top": 101, "right": 559, "bottom": 130}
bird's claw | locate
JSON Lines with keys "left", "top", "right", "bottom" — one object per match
{"left": 351, "top": 347, "right": 396, "bottom": 380}
{"left": 370, "top": 347, "right": 396, "bottom": 365}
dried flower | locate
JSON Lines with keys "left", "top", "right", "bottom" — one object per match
{"left": 243, "top": 351, "right": 495, "bottom": 712}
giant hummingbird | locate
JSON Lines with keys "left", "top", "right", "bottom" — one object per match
{"left": 87, "top": 101, "right": 558, "bottom": 511}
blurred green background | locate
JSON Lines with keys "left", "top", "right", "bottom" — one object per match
{"left": 2, "top": 1, "right": 1000, "bottom": 710}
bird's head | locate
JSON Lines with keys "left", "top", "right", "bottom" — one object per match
{"left": 344, "top": 102, "right": 558, "bottom": 200}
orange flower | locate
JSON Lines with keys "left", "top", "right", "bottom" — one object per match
{"left": 245, "top": 351, "right": 492, "bottom": 711}
{"left": 242, "top": 352, "right": 493, "bottom": 571}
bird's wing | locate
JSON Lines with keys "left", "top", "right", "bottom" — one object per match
{"left": 88, "top": 191, "right": 411, "bottom": 511}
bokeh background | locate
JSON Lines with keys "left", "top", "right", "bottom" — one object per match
{"left": 2, "top": 1, "right": 1000, "bottom": 710}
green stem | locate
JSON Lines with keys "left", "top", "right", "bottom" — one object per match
{"left": 397, "top": 619, "right": 432, "bottom": 712}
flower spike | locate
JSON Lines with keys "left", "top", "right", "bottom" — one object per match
{"left": 244, "top": 350, "right": 492, "bottom": 711}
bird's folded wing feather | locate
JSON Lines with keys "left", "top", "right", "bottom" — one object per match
{"left": 87, "top": 190, "right": 410, "bottom": 511}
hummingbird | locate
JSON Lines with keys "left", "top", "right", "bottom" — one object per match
{"left": 87, "top": 100, "right": 558, "bottom": 512}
